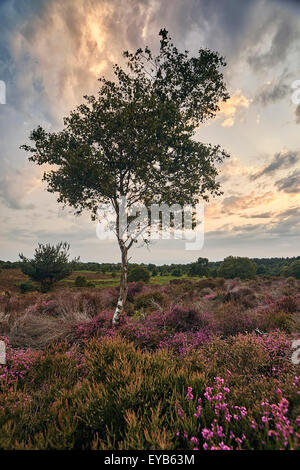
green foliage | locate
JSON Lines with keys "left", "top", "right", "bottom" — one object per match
{"left": 284, "top": 260, "right": 300, "bottom": 279}
{"left": 0, "top": 336, "right": 299, "bottom": 450}
{"left": 21, "top": 30, "right": 230, "bottom": 319}
{"left": 21, "top": 30, "right": 229, "bottom": 219}
{"left": 134, "top": 290, "right": 165, "bottom": 310}
{"left": 189, "top": 257, "right": 210, "bottom": 277}
{"left": 151, "top": 266, "right": 159, "bottom": 277}
{"left": 19, "top": 242, "right": 78, "bottom": 292}
{"left": 217, "top": 256, "right": 257, "bottom": 280}
{"left": 19, "top": 280, "right": 36, "bottom": 294}
{"left": 75, "top": 276, "right": 87, "bottom": 287}
{"left": 171, "top": 268, "right": 182, "bottom": 277}
{"left": 128, "top": 266, "right": 150, "bottom": 283}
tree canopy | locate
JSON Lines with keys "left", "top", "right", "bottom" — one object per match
{"left": 19, "top": 242, "right": 77, "bottom": 292}
{"left": 217, "top": 256, "right": 257, "bottom": 280}
{"left": 21, "top": 29, "right": 230, "bottom": 322}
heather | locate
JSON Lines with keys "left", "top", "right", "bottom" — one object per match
{"left": 0, "top": 275, "right": 300, "bottom": 449}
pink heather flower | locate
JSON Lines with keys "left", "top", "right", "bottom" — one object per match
{"left": 202, "top": 428, "right": 213, "bottom": 440}
{"left": 219, "top": 442, "right": 231, "bottom": 450}
{"left": 293, "top": 376, "right": 299, "bottom": 387}
{"left": 177, "top": 407, "right": 184, "bottom": 420}
{"left": 194, "top": 405, "right": 202, "bottom": 418}
{"left": 186, "top": 387, "right": 194, "bottom": 400}
{"left": 190, "top": 437, "right": 199, "bottom": 444}
{"left": 203, "top": 443, "right": 208, "bottom": 450}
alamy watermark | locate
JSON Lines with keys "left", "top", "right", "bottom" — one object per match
{"left": 0, "top": 340, "right": 6, "bottom": 365}
{"left": 0, "top": 80, "right": 6, "bottom": 104}
{"left": 291, "top": 339, "right": 300, "bottom": 365}
{"left": 291, "top": 80, "right": 300, "bottom": 105}
{"left": 96, "top": 197, "right": 204, "bottom": 250}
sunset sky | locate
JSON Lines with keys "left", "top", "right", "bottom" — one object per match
{"left": 0, "top": 0, "right": 300, "bottom": 264}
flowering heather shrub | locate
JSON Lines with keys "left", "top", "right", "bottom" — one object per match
{"left": 176, "top": 376, "right": 300, "bottom": 450}
{"left": 255, "top": 296, "right": 300, "bottom": 333}
{"left": 159, "top": 330, "right": 212, "bottom": 355}
{"left": 126, "top": 281, "right": 144, "bottom": 302}
{"left": 0, "top": 336, "right": 298, "bottom": 450}
{"left": 256, "top": 330, "right": 292, "bottom": 375}
{"left": 0, "top": 292, "right": 40, "bottom": 315}
{"left": 133, "top": 290, "right": 167, "bottom": 311}
{"left": 214, "top": 302, "right": 258, "bottom": 336}
{"left": 74, "top": 310, "right": 116, "bottom": 341}
{"left": 275, "top": 295, "right": 299, "bottom": 313}
{"left": 0, "top": 336, "right": 41, "bottom": 386}
{"left": 118, "top": 317, "right": 166, "bottom": 350}
{"left": 164, "top": 305, "right": 216, "bottom": 333}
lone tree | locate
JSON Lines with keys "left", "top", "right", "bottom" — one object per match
{"left": 21, "top": 29, "right": 230, "bottom": 324}
{"left": 189, "top": 257, "right": 210, "bottom": 277}
{"left": 19, "top": 242, "right": 77, "bottom": 292}
{"left": 217, "top": 256, "right": 257, "bottom": 280}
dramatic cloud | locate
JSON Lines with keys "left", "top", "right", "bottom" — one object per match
{"left": 247, "top": 13, "right": 300, "bottom": 72}
{"left": 0, "top": 0, "right": 300, "bottom": 261}
{"left": 254, "top": 69, "right": 292, "bottom": 105}
{"left": 250, "top": 150, "right": 299, "bottom": 180}
{"left": 275, "top": 169, "right": 300, "bottom": 194}
{"left": 217, "top": 90, "right": 251, "bottom": 127}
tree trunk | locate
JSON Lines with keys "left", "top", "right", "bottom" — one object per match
{"left": 112, "top": 242, "right": 128, "bottom": 326}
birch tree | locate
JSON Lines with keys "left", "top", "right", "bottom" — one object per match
{"left": 21, "top": 29, "right": 230, "bottom": 324}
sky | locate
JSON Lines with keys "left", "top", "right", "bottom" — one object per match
{"left": 0, "top": 0, "right": 300, "bottom": 264}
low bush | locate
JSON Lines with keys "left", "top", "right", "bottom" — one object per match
{"left": 19, "top": 280, "right": 36, "bottom": 294}
{"left": 0, "top": 335, "right": 298, "bottom": 450}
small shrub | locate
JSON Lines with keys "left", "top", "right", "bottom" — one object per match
{"left": 134, "top": 290, "right": 165, "bottom": 310}
{"left": 75, "top": 276, "right": 87, "bottom": 287}
{"left": 128, "top": 266, "right": 150, "bottom": 283}
{"left": 19, "top": 280, "right": 36, "bottom": 294}
{"left": 126, "top": 282, "right": 144, "bottom": 303}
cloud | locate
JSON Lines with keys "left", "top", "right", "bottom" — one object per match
{"left": 217, "top": 90, "right": 250, "bottom": 127}
{"left": 250, "top": 150, "right": 299, "bottom": 180}
{"left": 247, "top": 13, "right": 300, "bottom": 72}
{"left": 275, "top": 169, "right": 300, "bottom": 194}
{"left": 0, "top": 0, "right": 300, "bottom": 262}
{"left": 222, "top": 191, "right": 275, "bottom": 213}
{"left": 254, "top": 69, "right": 292, "bottom": 105}
{"left": 0, "top": 164, "right": 41, "bottom": 209}
{"left": 242, "top": 212, "right": 274, "bottom": 219}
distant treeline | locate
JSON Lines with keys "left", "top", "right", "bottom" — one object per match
{"left": 1, "top": 256, "right": 300, "bottom": 278}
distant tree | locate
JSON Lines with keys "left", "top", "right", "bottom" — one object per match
{"left": 189, "top": 257, "right": 210, "bottom": 277}
{"left": 75, "top": 275, "right": 88, "bottom": 287}
{"left": 19, "top": 242, "right": 78, "bottom": 292}
{"left": 217, "top": 256, "right": 257, "bottom": 280}
{"left": 171, "top": 268, "right": 182, "bottom": 277}
{"left": 285, "top": 260, "right": 300, "bottom": 279}
{"left": 151, "top": 266, "right": 159, "bottom": 277}
{"left": 21, "top": 29, "right": 229, "bottom": 324}
{"left": 128, "top": 266, "right": 150, "bottom": 283}
{"left": 257, "top": 264, "right": 267, "bottom": 275}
